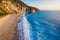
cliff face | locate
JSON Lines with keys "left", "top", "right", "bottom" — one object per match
{"left": 0, "top": 0, "right": 40, "bottom": 15}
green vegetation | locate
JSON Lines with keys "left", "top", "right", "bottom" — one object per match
{"left": 0, "top": 14, "right": 7, "bottom": 18}
{"left": 0, "top": 10, "right": 7, "bottom": 18}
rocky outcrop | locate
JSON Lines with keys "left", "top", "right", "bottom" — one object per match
{"left": 29, "top": 7, "right": 40, "bottom": 13}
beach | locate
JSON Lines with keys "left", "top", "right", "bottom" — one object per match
{"left": 0, "top": 14, "right": 20, "bottom": 40}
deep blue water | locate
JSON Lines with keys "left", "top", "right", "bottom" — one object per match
{"left": 18, "top": 10, "right": 60, "bottom": 40}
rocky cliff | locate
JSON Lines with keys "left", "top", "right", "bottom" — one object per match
{"left": 0, "top": 0, "right": 40, "bottom": 15}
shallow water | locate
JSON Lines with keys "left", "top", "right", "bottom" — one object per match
{"left": 18, "top": 10, "right": 60, "bottom": 40}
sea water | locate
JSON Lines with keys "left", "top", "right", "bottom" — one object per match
{"left": 18, "top": 10, "right": 60, "bottom": 40}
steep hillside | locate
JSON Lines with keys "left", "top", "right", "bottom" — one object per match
{"left": 0, "top": 0, "right": 40, "bottom": 15}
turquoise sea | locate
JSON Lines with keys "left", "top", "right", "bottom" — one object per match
{"left": 18, "top": 10, "right": 60, "bottom": 40}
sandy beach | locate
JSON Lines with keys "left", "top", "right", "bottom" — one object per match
{"left": 0, "top": 14, "right": 20, "bottom": 40}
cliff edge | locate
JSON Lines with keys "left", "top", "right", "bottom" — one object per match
{"left": 0, "top": 0, "right": 40, "bottom": 15}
